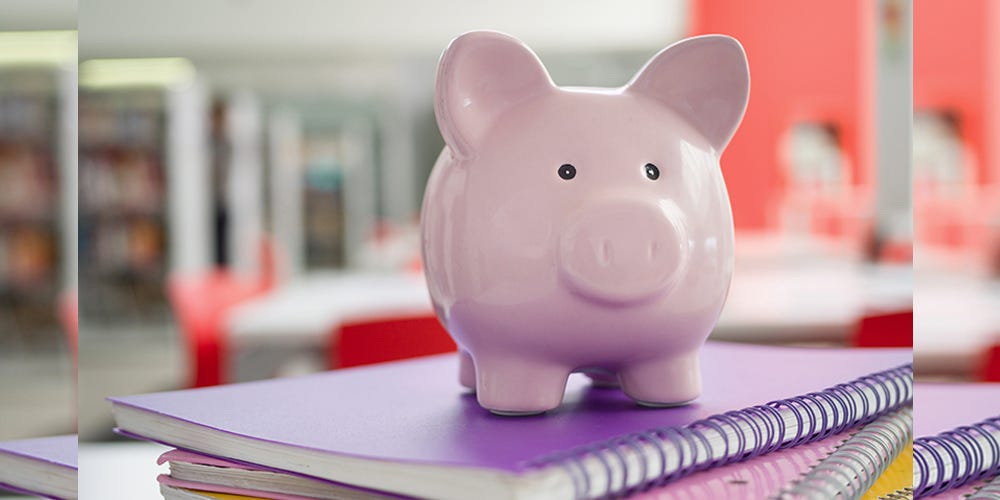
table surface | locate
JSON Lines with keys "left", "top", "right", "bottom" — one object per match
{"left": 79, "top": 441, "right": 167, "bottom": 500}
{"left": 225, "top": 259, "right": 913, "bottom": 349}
{"left": 225, "top": 271, "right": 432, "bottom": 347}
{"left": 713, "top": 259, "right": 913, "bottom": 342}
{"left": 914, "top": 272, "right": 1000, "bottom": 375}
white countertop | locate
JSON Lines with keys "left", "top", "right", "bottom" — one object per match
{"left": 914, "top": 272, "right": 1000, "bottom": 375}
{"left": 224, "top": 258, "right": 912, "bottom": 349}
{"left": 225, "top": 271, "right": 433, "bottom": 347}
{"left": 713, "top": 260, "right": 913, "bottom": 343}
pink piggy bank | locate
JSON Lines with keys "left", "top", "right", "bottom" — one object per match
{"left": 421, "top": 31, "right": 749, "bottom": 415}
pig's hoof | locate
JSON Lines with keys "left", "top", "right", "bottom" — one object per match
{"left": 634, "top": 397, "right": 696, "bottom": 408}
{"left": 458, "top": 351, "right": 477, "bottom": 390}
{"left": 489, "top": 409, "right": 547, "bottom": 417}
{"left": 475, "top": 360, "right": 570, "bottom": 416}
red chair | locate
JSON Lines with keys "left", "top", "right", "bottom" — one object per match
{"left": 167, "top": 270, "right": 269, "bottom": 387}
{"left": 978, "top": 342, "right": 1000, "bottom": 382}
{"left": 332, "top": 314, "right": 456, "bottom": 369}
{"left": 59, "top": 290, "right": 79, "bottom": 430}
{"left": 167, "top": 239, "right": 278, "bottom": 387}
{"left": 58, "top": 290, "right": 78, "bottom": 371}
{"left": 850, "top": 309, "right": 913, "bottom": 348}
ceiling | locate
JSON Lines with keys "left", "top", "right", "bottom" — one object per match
{"left": 78, "top": 0, "right": 688, "bottom": 62}
{"left": 0, "top": 0, "right": 77, "bottom": 30}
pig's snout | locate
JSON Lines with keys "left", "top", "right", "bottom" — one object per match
{"left": 558, "top": 199, "right": 688, "bottom": 305}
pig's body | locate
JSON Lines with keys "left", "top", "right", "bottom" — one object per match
{"left": 421, "top": 31, "right": 749, "bottom": 414}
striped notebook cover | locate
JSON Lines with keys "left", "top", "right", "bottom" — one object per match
{"left": 111, "top": 343, "right": 910, "bottom": 500}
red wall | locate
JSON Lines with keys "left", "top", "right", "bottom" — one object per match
{"left": 914, "top": 0, "right": 995, "bottom": 185}
{"left": 690, "top": 0, "right": 875, "bottom": 231}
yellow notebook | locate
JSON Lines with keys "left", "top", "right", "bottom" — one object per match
{"left": 861, "top": 442, "right": 913, "bottom": 500}
{"left": 189, "top": 491, "right": 263, "bottom": 500}
{"left": 160, "top": 485, "right": 269, "bottom": 500}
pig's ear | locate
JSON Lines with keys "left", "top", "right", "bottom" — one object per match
{"left": 435, "top": 31, "right": 554, "bottom": 158}
{"left": 627, "top": 35, "right": 749, "bottom": 152}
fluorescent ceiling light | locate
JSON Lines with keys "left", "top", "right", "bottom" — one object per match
{"left": 0, "top": 30, "right": 76, "bottom": 66}
{"left": 80, "top": 57, "right": 195, "bottom": 89}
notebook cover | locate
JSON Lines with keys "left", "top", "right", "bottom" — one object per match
{"left": 914, "top": 383, "right": 1000, "bottom": 436}
{"left": 914, "top": 383, "right": 1000, "bottom": 498}
{"left": 0, "top": 435, "right": 78, "bottom": 499}
{"left": 157, "top": 450, "right": 409, "bottom": 499}
{"left": 158, "top": 476, "right": 322, "bottom": 500}
{"left": 112, "top": 342, "right": 908, "bottom": 475}
{"left": 160, "top": 449, "right": 258, "bottom": 470}
{"left": 0, "top": 434, "right": 78, "bottom": 471}
{"left": 160, "top": 428, "right": 855, "bottom": 500}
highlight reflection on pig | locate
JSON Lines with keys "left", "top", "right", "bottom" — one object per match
{"left": 421, "top": 31, "right": 750, "bottom": 414}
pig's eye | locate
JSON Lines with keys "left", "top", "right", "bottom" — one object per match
{"left": 558, "top": 164, "right": 577, "bottom": 180}
{"left": 644, "top": 163, "right": 660, "bottom": 181}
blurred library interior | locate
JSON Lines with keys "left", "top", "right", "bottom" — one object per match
{"left": 0, "top": 0, "right": 998, "bottom": 498}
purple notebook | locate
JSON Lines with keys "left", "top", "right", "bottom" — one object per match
{"left": 111, "top": 342, "right": 910, "bottom": 499}
{"left": 156, "top": 428, "right": 852, "bottom": 500}
{"left": 0, "top": 434, "right": 78, "bottom": 500}
{"left": 914, "top": 383, "right": 1000, "bottom": 498}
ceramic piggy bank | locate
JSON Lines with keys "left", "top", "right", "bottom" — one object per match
{"left": 421, "top": 31, "right": 749, "bottom": 415}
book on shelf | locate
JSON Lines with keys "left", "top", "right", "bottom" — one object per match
{"left": 110, "top": 342, "right": 911, "bottom": 500}
{"left": 913, "top": 383, "right": 1000, "bottom": 499}
{"left": 0, "top": 434, "right": 78, "bottom": 500}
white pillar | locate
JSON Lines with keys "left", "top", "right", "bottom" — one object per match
{"left": 875, "top": 0, "right": 913, "bottom": 245}
{"left": 225, "top": 90, "right": 264, "bottom": 279}
{"left": 57, "top": 63, "right": 77, "bottom": 290}
{"left": 166, "top": 79, "right": 211, "bottom": 274}
{"left": 267, "top": 109, "right": 304, "bottom": 280}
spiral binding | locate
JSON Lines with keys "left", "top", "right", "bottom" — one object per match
{"left": 967, "top": 474, "right": 1000, "bottom": 500}
{"left": 879, "top": 487, "right": 914, "bottom": 500}
{"left": 637, "top": 428, "right": 846, "bottom": 499}
{"left": 913, "top": 415, "right": 1000, "bottom": 498}
{"left": 526, "top": 363, "right": 912, "bottom": 499}
{"left": 775, "top": 407, "right": 912, "bottom": 499}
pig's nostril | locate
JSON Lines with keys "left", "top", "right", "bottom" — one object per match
{"left": 648, "top": 241, "right": 658, "bottom": 261}
{"left": 598, "top": 239, "right": 613, "bottom": 266}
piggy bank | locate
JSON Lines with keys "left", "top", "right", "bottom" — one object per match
{"left": 421, "top": 31, "right": 749, "bottom": 414}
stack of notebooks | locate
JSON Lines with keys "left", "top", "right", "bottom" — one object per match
{"left": 913, "top": 383, "right": 1000, "bottom": 499}
{"left": 111, "top": 342, "right": 913, "bottom": 499}
{"left": 0, "top": 434, "right": 78, "bottom": 500}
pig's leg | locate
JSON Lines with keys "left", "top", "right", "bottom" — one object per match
{"left": 475, "top": 357, "right": 570, "bottom": 415}
{"left": 458, "top": 351, "right": 476, "bottom": 391}
{"left": 582, "top": 368, "right": 620, "bottom": 388}
{"left": 619, "top": 353, "right": 701, "bottom": 407}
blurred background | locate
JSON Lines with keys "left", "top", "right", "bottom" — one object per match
{"left": 0, "top": 0, "right": 992, "bottom": 497}
{"left": 68, "top": 0, "right": 923, "bottom": 451}
{"left": 912, "top": 0, "right": 1000, "bottom": 383}
{"left": 0, "top": 0, "right": 77, "bottom": 450}
{"left": 0, "top": 0, "right": 991, "bottom": 497}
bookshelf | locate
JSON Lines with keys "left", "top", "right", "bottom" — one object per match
{"left": 79, "top": 59, "right": 211, "bottom": 326}
{"left": 0, "top": 48, "right": 75, "bottom": 350}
